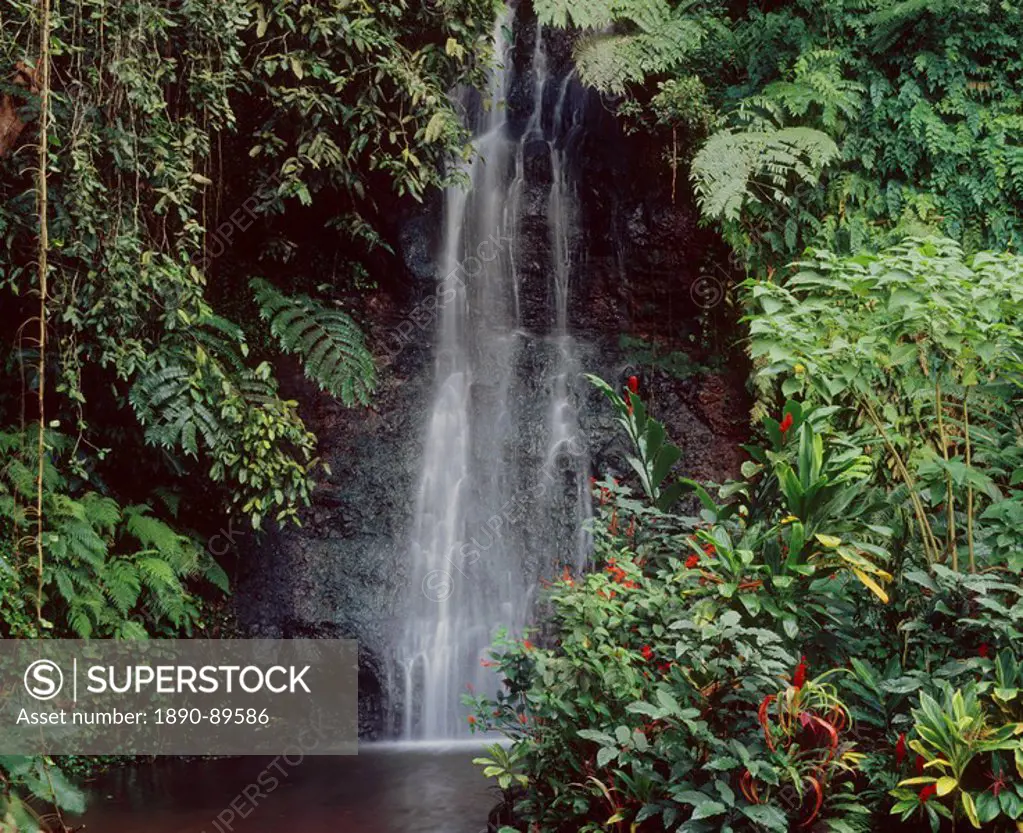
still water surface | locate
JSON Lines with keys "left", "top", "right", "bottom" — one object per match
{"left": 75, "top": 743, "right": 494, "bottom": 833}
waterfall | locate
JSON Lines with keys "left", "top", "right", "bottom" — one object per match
{"left": 397, "top": 11, "right": 591, "bottom": 740}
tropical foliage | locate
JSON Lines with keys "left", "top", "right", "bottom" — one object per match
{"left": 0, "top": 0, "right": 499, "bottom": 825}
{"left": 538, "top": 0, "right": 1023, "bottom": 269}
{"left": 472, "top": 362, "right": 1023, "bottom": 831}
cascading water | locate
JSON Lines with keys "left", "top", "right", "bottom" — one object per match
{"left": 397, "top": 10, "right": 592, "bottom": 740}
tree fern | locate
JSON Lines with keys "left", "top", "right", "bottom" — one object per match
{"left": 533, "top": 0, "right": 619, "bottom": 28}
{"left": 534, "top": 0, "right": 706, "bottom": 95}
{"left": 691, "top": 127, "right": 839, "bottom": 222}
{"left": 251, "top": 278, "right": 376, "bottom": 406}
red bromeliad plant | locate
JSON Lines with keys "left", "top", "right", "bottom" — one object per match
{"left": 744, "top": 667, "right": 862, "bottom": 828}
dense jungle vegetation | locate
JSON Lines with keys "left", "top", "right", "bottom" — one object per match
{"left": 0, "top": 0, "right": 498, "bottom": 826}
{"left": 0, "top": 0, "right": 1021, "bottom": 830}
{"left": 467, "top": 2, "right": 1023, "bottom": 832}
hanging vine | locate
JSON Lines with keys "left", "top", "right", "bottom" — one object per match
{"left": 33, "top": 0, "right": 50, "bottom": 630}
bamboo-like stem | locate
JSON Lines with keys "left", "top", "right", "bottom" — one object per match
{"left": 670, "top": 126, "right": 678, "bottom": 205}
{"left": 934, "top": 380, "right": 957, "bottom": 570}
{"left": 861, "top": 397, "right": 940, "bottom": 564}
{"left": 35, "top": 0, "right": 51, "bottom": 629}
{"left": 964, "top": 392, "right": 975, "bottom": 573}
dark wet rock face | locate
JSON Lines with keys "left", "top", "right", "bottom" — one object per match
{"left": 235, "top": 7, "right": 749, "bottom": 740}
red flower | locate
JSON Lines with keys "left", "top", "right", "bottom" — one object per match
{"left": 641, "top": 645, "right": 654, "bottom": 661}
{"left": 627, "top": 375, "right": 639, "bottom": 394}
{"left": 779, "top": 413, "right": 794, "bottom": 434}
{"left": 703, "top": 543, "right": 716, "bottom": 556}
{"left": 792, "top": 655, "right": 808, "bottom": 690}
{"left": 915, "top": 755, "right": 926, "bottom": 775}
{"left": 918, "top": 784, "right": 937, "bottom": 804}
{"left": 606, "top": 563, "right": 627, "bottom": 582}
{"left": 895, "top": 733, "right": 906, "bottom": 765}
{"left": 518, "top": 713, "right": 528, "bottom": 725}
{"left": 685, "top": 555, "right": 700, "bottom": 569}
{"left": 467, "top": 715, "right": 477, "bottom": 726}
{"left": 978, "top": 643, "right": 990, "bottom": 658}
{"left": 522, "top": 640, "right": 534, "bottom": 652}
{"left": 658, "top": 661, "right": 672, "bottom": 675}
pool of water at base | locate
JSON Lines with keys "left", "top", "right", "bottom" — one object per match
{"left": 70, "top": 742, "right": 496, "bottom": 833}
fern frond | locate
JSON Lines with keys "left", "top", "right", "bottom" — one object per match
{"left": 251, "top": 278, "right": 376, "bottom": 406}
{"left": 67, "top": 606, "right": 94, "bottom": 639}
{"left": 117, "top": 620, "right": 150, "bottom": 640}
{"left": 691, "top": 127, "right": 839, "bottom": 222}
{"left": 572, "top": 15, "right": 704, "bottom": 96}
{"left": 533, "top": 0, "right": 617, "bottom": 28}
{"left": 102, "top": 560, "right": 142, "bottom": 614}
{"left": 200, "top": 552, "right": 230, "bottom": 594}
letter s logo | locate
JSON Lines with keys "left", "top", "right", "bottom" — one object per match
{"left": 24, "top": 660, "right": 63, "bottom": 700}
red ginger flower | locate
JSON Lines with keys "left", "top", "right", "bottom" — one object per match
{"left": 685, "top": 555, "right": 699, "bottom": 569}
{"left": 522, "top": 639, "right": 534, "bottom": 652}
{"left": 792, "top": 655, "right": 808, "bottom": 690}
{"left": 779, "top": 413, "right": 794, "bottom": 433}
{"left": 627, "top": 375, "right": 639, "bottom": 394}
{"left": 895, "top": 733, "right": 906, "bottom": 765}
{"left": 915, "top": 755, "right": 926, "bottom": 775}
{"left": 467, "top": 715, "right": 476, "bottom": 726}
{"left": 641, "top": 645, "right": 654, "bottom": 661}
{"left": 979, "top": 643, "right": 990, "bottom": 658}
{"left": 918, "top": 784, "right": 937, "bottom": 804}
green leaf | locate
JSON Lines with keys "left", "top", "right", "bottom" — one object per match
{"left": 741, "top": 804, "right": 788, "bottom": 831}
{"left": 691, "top": 799, "right": 727, "bottom": 820}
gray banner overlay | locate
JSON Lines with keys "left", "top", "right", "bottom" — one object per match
{"left": 0, "top": 639, "right": 357, "bottom": 755}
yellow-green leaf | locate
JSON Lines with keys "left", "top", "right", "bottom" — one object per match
{"left": 852, "top": 567, "right": 889, "bottom": 603}
{"left": 897, "top": 777, "right": 936, "bottom": 787}
{"left": 815, "top": 533, "right": 841, "bottom": 548}
{"left": 445, "top": 37, "right": 465, "bottom": 60}
{"left": 961, "top": 791, "right": 980, "bottom": 829}
{"left": 936, "top": 776, "right": 957, "bottom": 796}
{"left": 255, "top": 6, "right": 269, "bottom": 38}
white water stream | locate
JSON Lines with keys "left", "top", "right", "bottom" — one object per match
{"left": 398, "top": 13, "right": 590, "bottom": 740}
